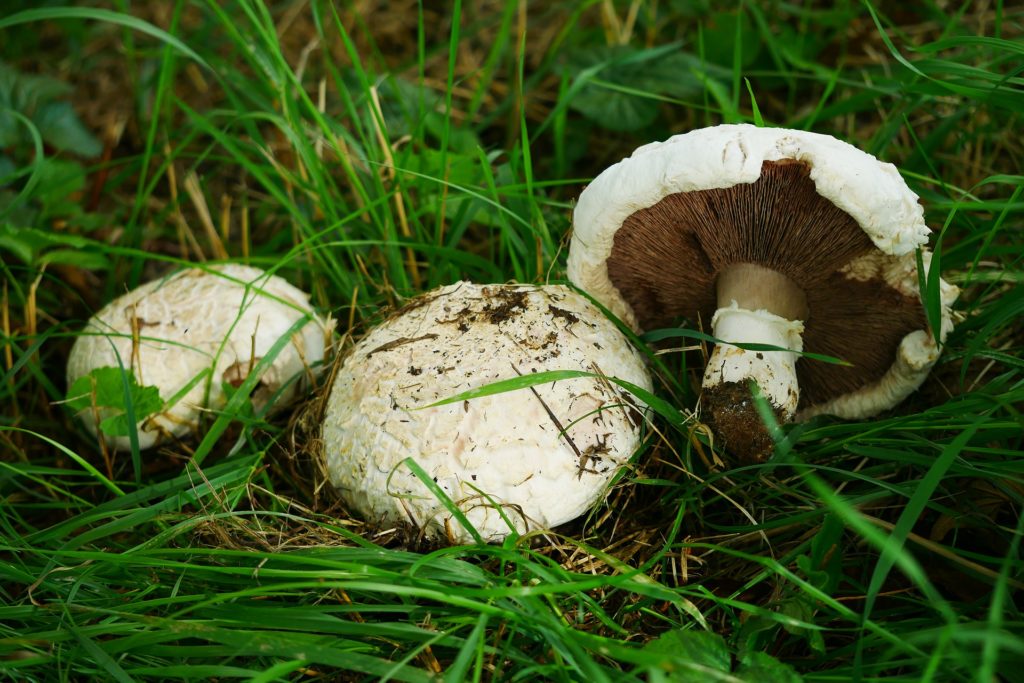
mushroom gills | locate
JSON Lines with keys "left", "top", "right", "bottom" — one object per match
{"left": 570, "top": 125, "right": 957, "bottom": 464}
{"left": 702, "top": 263, "right": 807, "bottom": 462}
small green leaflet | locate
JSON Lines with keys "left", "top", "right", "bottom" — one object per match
{"left": 643, "top": 629, "right": 731, "bottom": 677}
{"left": 66, "top": 367, "right": 163, "bottom": 437}
{"left": 643, "top": 628, "right": 803, "bottom": 682}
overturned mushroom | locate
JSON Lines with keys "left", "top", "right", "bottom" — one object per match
{"left": 67, "top": 264, "right": 332, "bottom": 450}
{"left": 320, "top": 282, "right": 652, "bottom": 544}
{"left": 569, "top": 124, "right": 957, "bottom": 461}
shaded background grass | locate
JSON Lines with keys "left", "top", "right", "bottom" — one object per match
{"left": 1, "top": 0, "right": 1023, "bottom": 680}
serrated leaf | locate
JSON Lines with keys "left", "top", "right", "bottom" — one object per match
{"left": 34, "top": 101, "right": 102, "bottom": 157}
{"left": 570, "top": 84, "right": 659, "bottom": 132}
{"left": 66, "top": 366, "right": 163, "bottom": 437}
{"left": 0, "top": 61, "right": 70, "bottom": 112}
{"left": 30, "top": 157, "right": 88, "bottom": 215}
{"left": 735, "top": 651, "right": 804, "bottom": 683}
{"left": 0, "top": 223, "right": 103, "bottom": 264}
{"left": 646, "top": 628, "right": 805, "bottom": 682}
{"left": 643, "top": 629, "right": 731, "bottom": 675}
{"left": 779, "top": 597, "right": 825, "bottom": 654}
{"left": 563, "top": 45, "right": 722, "bottom": 132}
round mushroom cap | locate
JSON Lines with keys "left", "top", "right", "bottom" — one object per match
{"left": 67, "top": 264, "right": 333, "bottom": 450}
{"left": 321, "top": 282, "right": 652, "bottom": 544}
{"left": 568, "top": 124, "right": 958, "bottom": 420}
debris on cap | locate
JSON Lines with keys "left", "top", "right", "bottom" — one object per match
{"left": 320, "top": 281, "right": 652, "bottom": 544}
{"left": 66, "top": 264, "right": 333, "bottom": 451}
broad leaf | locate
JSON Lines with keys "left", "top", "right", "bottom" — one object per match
{"left": 735, "top": 651, "right": 803, "bottom": 683}
{"left": 34, "top": 101, "right": 102, "bottom": 156}
{"left": 644, "top": 628, "right": 805, "bottom": 682}
{"left": 66, "top": 366, "right": 164, "bottom": 437}
{"left": 643, "top": 629, "right": 731, "bottom": 675}
{"left": 563, "top": 45, "right": 729, "bottom": 132}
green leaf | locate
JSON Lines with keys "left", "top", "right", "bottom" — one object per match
{"left": 66, "top": 366, "right": 164, "bottom": 437}
{"left": 0, "top": 223, "right": 49, "bottom": 263}
{"left": 563, "top": 45, "right": 725, "bottom": 132}
{"left": 735, "top": 651, "right": 804, "bottom": 683}
{"left": 645, "top": 628, "right": 805, "bottom": 682}
{"left": 569, "top": 79, "right": 659, "bottom": 131}
{"left": 644, "top": 629, "right": 731, "bottom": 676}
{"left": 0, "top": 61, "right": 70, "bottom": 113}
{"left": 33, "top": 101, "right": 102, "bottom": 156}
{"left": 27, "top": 157, "right": 88, "bottom": 210}
{"left": 39, "top": 248, "right": 109, "bottom": 269}
{"left": 778, "top": 595, "right": 825, "bottom": 654}
{"left": 0, "top": 223, "right": 105, "bottom": 266}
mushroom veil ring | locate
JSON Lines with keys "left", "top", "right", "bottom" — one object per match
{"left": 568, "top": 124, "right": 958, "bottom": 462}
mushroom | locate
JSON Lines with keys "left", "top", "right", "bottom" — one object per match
{"left": 568, "top": 124, "right": 958, "bottom": 461}
{"left": 67, "top": 264, "right": 333, "bottom": 450}
{"left": 320, "top": 282, "right": 652, "bottom": 544}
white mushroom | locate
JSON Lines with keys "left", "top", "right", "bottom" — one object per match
{"left": 67, "top": 264, "right": 333, "bottom": 450}
{"left": 569, "top": 124, "right": 957, "bottom": 461}
{"left": 321, "top": 282, "right": 652, "bottom": 544}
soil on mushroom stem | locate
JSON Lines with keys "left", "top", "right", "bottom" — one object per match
{"left": 702, "top": 381, "right": 787, "bottom": 463}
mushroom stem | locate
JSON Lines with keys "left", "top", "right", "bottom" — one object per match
{"left": 702, "top": 263, "right": 807, "bottom": 462}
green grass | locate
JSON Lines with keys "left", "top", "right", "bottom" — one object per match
{"left": 2, "top": 1, "right": 1023, "bottom": 681}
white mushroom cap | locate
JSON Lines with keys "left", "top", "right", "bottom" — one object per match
{"left": 569, "top": 124, "right": 932, "bottom": 329}
{"left": 67, "top": 264, "right": 333, "bottom": 450}
{"left": 321, "top": 282, "right": 652, "bottom": 544}
{"left": 567, "top": 124, "right": 958, "bottom": 458}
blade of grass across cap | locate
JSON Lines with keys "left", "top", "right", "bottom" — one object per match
{"left": 190, "top": 314, "right": 317, "bottom": 467}
{"left": 420, "top": 369, "right": 686, "bottom": 427}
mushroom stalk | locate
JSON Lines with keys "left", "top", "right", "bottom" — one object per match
{"left": 701, "top": 263, "right": 807, "bottom": 461}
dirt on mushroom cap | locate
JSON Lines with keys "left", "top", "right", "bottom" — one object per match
{"left": 319, "top": 281, "right": 653, "bottom": 544}
{"left": 66, "top": 264, "right": 332, "bottom": 450}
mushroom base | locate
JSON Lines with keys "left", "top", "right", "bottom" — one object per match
{"left": 703, "top": 381, "right": 788, "bottom": 463}
{"left": 702, "top": 305, "right": 804, "bottom": 462}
